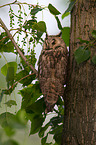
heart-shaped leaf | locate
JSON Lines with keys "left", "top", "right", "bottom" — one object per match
{"left": 1, "top": 62, "right": 17, "bottom": 76}
{"left": 30, "top": 114, "right": 44, "bottom": 135}
{"left": 74, "top": 46, "right": 91, "bottom": 64}
{"left": 33, "top": 21, "right": 46, "bottom": 32}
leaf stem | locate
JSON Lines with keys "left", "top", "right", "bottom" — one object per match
{"left": 6, "top": 73, "right": 34, "bottom": 92}
{"left": 13, "top": 73, "right": 34, "bottom": 87}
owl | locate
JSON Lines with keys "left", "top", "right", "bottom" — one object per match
{"left": 38, "top": 33, "right": 68, "bottom": 113}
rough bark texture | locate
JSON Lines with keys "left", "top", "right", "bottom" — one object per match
{"left": 62, "top": 0, "right": 96, "bottom": 144}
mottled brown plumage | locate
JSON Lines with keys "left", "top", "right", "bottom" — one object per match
{"left": 38, "top": 34, "right": 68, "bottom": 113}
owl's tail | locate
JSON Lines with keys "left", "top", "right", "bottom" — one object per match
{"left": 44, "top": 89, "right": 59, "bottom": 113}
{"left": 42, "top": 78, "right": 64, "bottom": 113}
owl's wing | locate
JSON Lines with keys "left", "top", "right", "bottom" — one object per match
{"left": 55, "top": 47, "right": 68, "bottom": 84}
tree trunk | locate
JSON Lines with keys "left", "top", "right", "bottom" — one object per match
{"left": 62, "top": 0, "right": 96, "bottom": 144}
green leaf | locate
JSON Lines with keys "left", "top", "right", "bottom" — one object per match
{"left": 53, "top": 143, "right": 58, "bottom": 145}
{"left": 39, "top": 122, "right": 50, "bottom": 138}
{"left": 0, "top": 41, "right": 14, "bottom": 53}
{"left": 16, "top": 70, "right": 35, "bottom": 86}
{"left": 50, "top": 124, "right": 63, "bottom": 145}
{"left": 0, "top": 112, "right": 15, "bottom": 128}
{"left": 37, "top": 31, "right": 43, "bottom": 38}
{"left": 33, "top": 21, "right": 46, "bottom": 32}
{"left": 0, "top": 32, "right": 9, "bottom": 44}
{"left": 0, "top": 111, "right": 27, "bottom": 129}
{"left": 62, "top": 12, "right": 70, "bottom": 19}
{"left": 50, "top": 116, "right": 63, "bottom": 126}
{"left": 56, "top": 96, "right": 64, "bottom": 105}
{"left": 6, "top": 67, "right": 14, "bottom": 86}
{"left": 58, "top": 105, "right": 64, "bottom": 115}
{"left": 23, "top": 19, "right": 37, "bottom": 30}
{"left": 41, "top": 134, "right": 48, "bottom": 145}
{"left": 4, "top": 100, "right": 17, "bottom": 108}
{"left": 62, "top": 1, "right": 76, "bottom": 19}
{"left": 54, "top": 132, "right": 62, "bottom": 145}
{"left": 30, "top": 114, "right": 45, "bottom": 135}
{"left": 31, "top": 8, "right": 43, "bottom": 15}
{"left": 8, "top": 110, "right": 27, "bottom": 129}
{"left": 25, "top": 97, "right": 45, "bottom": 114}
{"left": 16, "top": 70, "right": 28, "bottom": 82}
{"left": 92, "top": 55, "right": 96, "bottom": 64}
{"left": 37, "top": 31, "right": 43, "bottom": 42}
{"left": 74, "top": 46, "right": 91, "bottom": 64}
{"left": 20, "top": 82, "right": 42, "bottom": 109}
{"left": 91, "top": 30, "right": 96, "bottom": 39}
{"left": 1, "top": 62, "right": 17, "bottom": 76}
{"left": 0, "top": 33, "right": 14, "bottom": 53}
{"left": 62, "top": 27, "right": 70, "bottom": 46}
{"left": 55, "top": 16, "right": 62, "bottom": 30}
{"left": 20, "top": 51, "right": 36, "bottom": 70}
{"left": 14, "top": 109, "right": 27, "bottom": 127}
{"left": 24, "top": 12, "right": 27, "bottom": 16}
{"left": 48, "top": 4, "right": 61, "bottom": 15}
{"left": 3, "top": 139, "right": 19, "bottom": 145}
{"left": 4, "top": 126, "right": 15, "bottom": 137}
{"left": 0, "top": 85, "right": 16, "bottom": 97}
{"left": 49, "top": 124, "right": 63, "bottom": 135}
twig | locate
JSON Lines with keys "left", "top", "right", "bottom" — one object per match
{"left": 0, "top": 36, "right": 8, "bottom": 42}
{"left": 0, "top": 18, "right": 38, "bottom": 76}
{"left": 0, "top": 1, "right": 34, "bottom": 8}
{"left": 11, "top": 73, "right": 34, "bottom": 89}
{"left": 3, "top": 73, "right": 35, "bottom": 93}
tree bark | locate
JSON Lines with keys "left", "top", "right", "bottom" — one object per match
{"left": 62, "top": 0, "right": 96, "bottom": 144}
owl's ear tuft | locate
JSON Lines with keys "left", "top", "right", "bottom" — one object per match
{"left": 57, "top": 31, "right": 62, "bottom": 37}
{"left": 46, "top": 32, "right": 48, "bottom": 38}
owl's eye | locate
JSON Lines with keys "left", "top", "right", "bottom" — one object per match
{"left": 51, "top": 39, "right": 56, "bottom": 45}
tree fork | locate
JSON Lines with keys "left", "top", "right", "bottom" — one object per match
{"left": 62, "top": 0, "right": 96, "bottom": 144}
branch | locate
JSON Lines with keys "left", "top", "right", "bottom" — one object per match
{"left": 0, "top": 36, "right": 8, "bottom": 42}
{"left": 0, "top": 18, "right": 38, "bottom": 76}
{"left": 10, "top": 73, "right": 35, "bottom": 90}
{"left": 0, "top": 1, "right": 34, "bottom": 8}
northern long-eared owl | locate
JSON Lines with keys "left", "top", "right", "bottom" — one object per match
{"left": 38, "top": 33, "right": 68, "bottom": 113}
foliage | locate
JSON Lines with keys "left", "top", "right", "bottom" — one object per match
{"left": 74, "top": 32, "right": 96, "bottom": 64}
{"left": 74, "top": 46, "right": 91, "bottom": 64}
{"left": 0, "top": 0, "right": 96, "bottom": 145}
{"left": 62, "top": 0, "right": 76, "bottom": 19}
{"left": 0, "top": 1, "right": 67, "bottom": 144}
